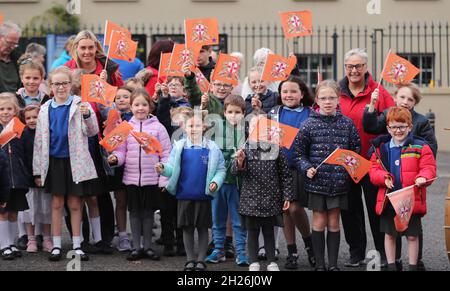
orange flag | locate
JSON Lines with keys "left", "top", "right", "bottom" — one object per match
{"left": 249, "top": 117, "right": 299, "bottom": 149}
{"left": 261, "top": 54, "right": 297, "bottom": 82}
{"left": 103, "top": 109, "right": 122, "bottom": 137}
{"left": 323, "top": 148, "right": 371, "bottom": 183}
{"left": 170, "top": 43, "right": 201, "bottom": 72}
{"left": 382, "top": 52, "right": 420, "bottom": 84}
{"left": 0, "top": 13, "right": 3, "bottom": 24}
{"left": 159, "top": 53, "right": 183, "bottom": 78}
{"left": 81, "top": 74, "right": 118, "bottom": 107}
{"left": 0, "top": 117, "right": 26, "bottom": 147}
{"left": 185, "top": 17, "right": 219, "bottom": 48}
{"left": 99, "top": 121, "right": 133, "bottom": 152}
{"left": 130, "top": 131, "right": 163, "bottom": 156}
{"left": 279, "top": 10, "right": 313, "bottom": 39}
{"left": 108, "top": 30, "right": 137, "bottom": 62}
{"left": 193, "top": 67, "right": 210, "bottom": 94}
{"left": 211, "top": 53, "right": 240, "bottom": 86}
{"left": 104, "top": 20, "right": 131, "bottom": 46}
{"left": 387, "top": 185, "right": 416, "bottom": 232}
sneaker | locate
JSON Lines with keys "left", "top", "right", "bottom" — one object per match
{"left": 267, "top": 262, "right": 280, "bottom": 271}
{"left": 26, "top": 240, "right": 38, "bottom": 253}
{"left": 36, "top": 235, "right": 43, "bottom": 251}
{"left": 206, "top": 240, "right": 215, "bottom": 256}
{"left": 235, "top": 253, "right": 249, "bottom": 267}
{"left": 94, "top": 240, "right": 114, "bottom": 254}
{"left": 117, "top": 236, "right": 132, "bottom": 252}
{"left": 17, "top": 235, "right": 28, "bottom": 250}
{"left": 224, "top": 240, "right": 235, "bottom": 259}
{"left": 344, "top": 256, "right": 364, "bottom": 267}
{"left": 249, "top": 262, "right": 260, "bottom": 271}
{"left": 42, "top": 239, "right": 53, "bottom": 253}
{"left": 205, "top": 249, "right": 226, "bottom": 264}
{"left": 284, "top": 253, "right": 298, "bottom": 270}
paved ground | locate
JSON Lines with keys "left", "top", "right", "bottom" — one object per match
{"left": 1, "top": 153, "right": 449, "bottom": 271}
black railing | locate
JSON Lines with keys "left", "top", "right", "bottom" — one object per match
{"left": 18, "top": 21, "right": 450, "bottom": 88}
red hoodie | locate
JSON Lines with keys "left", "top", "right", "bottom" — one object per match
{"left": 339, "top": 73, "right": 394, "bottom": 159}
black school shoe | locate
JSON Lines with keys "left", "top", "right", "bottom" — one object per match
{"left": 73, "top": 248, "right": 89, "bottom": 261}
{"left": 195, "top": 261, "right": 207, "bottom": 271}
{"left": 184, "top": 260, "right": 196, "bottom": 271}
{"left": 94, "top": 240, "right": 114, "bottom": 254}
{"left": 1, "top": 247, "right": 15, "bottom": 261}
{"left": 49, "top": 248, "right": 62, "bottom": 262}
{"left": 127, "top": 249, "right": 144, "bottom": 261}
{"left": 10, "top": 245, "right": 22, "bottom": 258}
{"left": 144, "top": 248, "right": 160, "bottom": 261}
{"left": 17, "top": 235, "right": 28, "bottom": 250}
{"left": 284, "top": 254, "right": 299, "bottom": 270}
{"left": 163, "top": 245, "right": 176, "bottom": 257}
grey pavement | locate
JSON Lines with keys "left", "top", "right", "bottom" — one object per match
{"left": 1, "top": 153, "right": 450, "bottom": 271}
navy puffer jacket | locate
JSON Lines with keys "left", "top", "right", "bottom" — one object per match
{"left": 294, "top": 110, "right": 361, "bottom": 196}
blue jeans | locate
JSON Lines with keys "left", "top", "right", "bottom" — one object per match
{"left": 211, "top": 183, "right": 247, "bottom": 254}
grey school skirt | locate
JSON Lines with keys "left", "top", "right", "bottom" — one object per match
{"left": 307, "top": 192, "right": 348, "bottom": 212}
{"left": 177, "top": 200, "right": 212, "bottom": 228}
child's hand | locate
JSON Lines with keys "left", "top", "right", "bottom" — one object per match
{"left": 100, "top": 70, "right": 108, "bottom": 82}
{"left": 182, "top": 61, "right": 193, "bottom": 77}
{"left": 370, "top": 89, "right": 379, "bottom": 106}
{"left": 79, "top": 103, "right": 90, "bottom": 116}
{"left": 236, "top": 149, "right": 245, "bottom": 167}
{"left": 209, "top": 182, "right": 218, "bottom": 193}
{"left": 283, "top": 201, "right": 291, "bottom": 211}
{"left": 385, "top": 176, "right": 394, "bottom": 189}
{"left": 201, "top": 93, "right": 209, "bottom": 109}
{"left": 155, "top": 163, "right": 164, "bottom": 174}
{"left": 155, "top": 82, "right": 162, "bottom": 93}
{"left": 34, "top": 178, "right": 42, "bottom": 187}
{"left": 161, "top": 83, "right": 169, "bottom": 97}
{"left": 251, "top": 96, "right": 262, "bottom": 109}
{"left": 108, "top": 155, "right": 118, "bottom": 165}
{"left": 415, "top": 177, "right": 427, "bottom": 187}
{"left": 307, "top": 167, "right": 317, "bottom": 179}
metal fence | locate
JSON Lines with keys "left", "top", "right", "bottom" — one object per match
{"left": 19, "top": 21, "right": 450, "bottom": 88}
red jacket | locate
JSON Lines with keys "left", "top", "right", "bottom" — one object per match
{"left": 339, "top": 73, "right": 394, "bottom": 158}
{"left": 369, "top": 134, "right": 436, "bottom": 216}
{"left": 144, "top": 66, "right": 166, "bottom": 97}
{"left": 65, "top": 57, "right": 124, "bottom": 87}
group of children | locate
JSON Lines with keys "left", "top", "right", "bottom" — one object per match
{"left": 0, "top": 39, "right": 438, "bottom": 272}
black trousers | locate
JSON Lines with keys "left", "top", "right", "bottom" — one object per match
{"left": 341, "top": 175, "right": 385, "bottom": 260}
{"left": 159, "top": 190, "right": 183, "bottom": 247}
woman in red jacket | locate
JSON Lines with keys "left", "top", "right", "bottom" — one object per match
{"left": 339, "top": 48, "right": 395, "bottom": 268}
{"left": 369, "top": 107, "right": 436, "bottom": 271}
{"left": 142, "top": 40, "right": 174, "bottom": 97}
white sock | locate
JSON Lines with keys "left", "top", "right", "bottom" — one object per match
{"left": 0, "top": 221, "right": 10, "bottom": 249}
{"left": 72, "top": 236, "right": 81, "bottom": 250}
{"left": 90, "top": 216, "right": 102, "bottom": 243}
{"left": 17, "top": 215, "right": 26, "bottom": 237}
{"left": 8, "top": 221, "right": 18, "bottom": 246}
{"left": 53, "top": 236, "right": 62, "bottom": 249}
{"left": 119, "top": 232, "right": 128, "bottom": 239}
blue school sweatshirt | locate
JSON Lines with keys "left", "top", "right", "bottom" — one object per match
{"left": 49, "top": 96, "right": 73, "bottom": 158}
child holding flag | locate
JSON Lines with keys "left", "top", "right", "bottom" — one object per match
{"left": 368, "top": 107, "right": 436, "bottom": 271}
{"left": 33, "top": 67, "right": 99, "bottom": 262}
{"left": 155, "top": 110, "right": 226, "bottom": 271}
{"left": 295, "top": 80, "right": 361, "bottom": 271}
{"left": 269, "top": 75, "right": 315, "bottom": 269}
{"left": 108, "top": 88, "right": 171, "bottom": 261}
{"left": 232, "top": 110, "right": 295, "bottom": 271}
{"left": 0, "top": 93, "right": 31, "bottom": 260}
{"left": 245, "top": 67, "right": 279, "bottom": 115}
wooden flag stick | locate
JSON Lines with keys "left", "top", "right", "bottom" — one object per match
{"left": 316, "top": 147, "right": 340, "bottom": 171}
{"left": 104, "top": 30, "right": 115, "bottom": 72}
{"left": 157, "top": 52, "right": 163, "bottom": 81}
{"left": 386, "top": 177, "right": 439, "bottom": 198}
{"left": 377, "top": 48, "right": 392, "bottom": 90}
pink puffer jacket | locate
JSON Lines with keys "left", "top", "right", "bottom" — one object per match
{"left": 113, "top": 115, "right": 171, "bottom": 187}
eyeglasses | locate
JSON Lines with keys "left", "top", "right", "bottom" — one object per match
{"left": 2, "top": 37, "right": 19, "bottom": 48}
{"left": 387, "top": 125, "right": 409, "bottom": 132}
{"left": 213, "top": 83, "right": 232, "bottom": 89}
{"left": 344, "top": 64, "right": 366, "bottom": 71}
{"left": 51, "top": 81, "right": 71, "bottom": 88}
{"left": 317, "top": 96, "right": 338, "bottom": 102}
